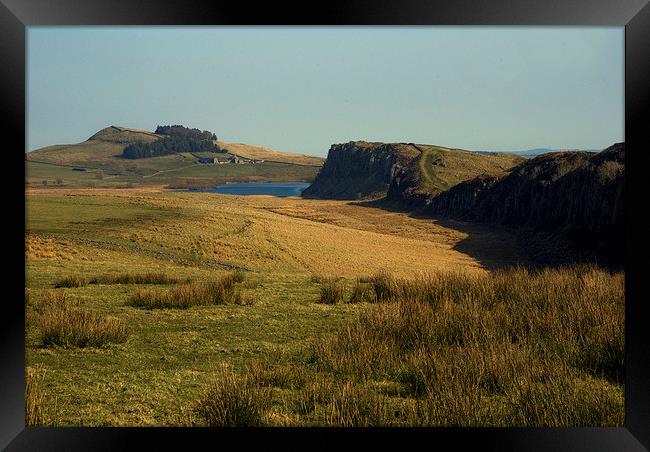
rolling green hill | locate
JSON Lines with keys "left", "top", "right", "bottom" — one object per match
{"left": 26, "top": 126, "right": 324, "bottom": 188}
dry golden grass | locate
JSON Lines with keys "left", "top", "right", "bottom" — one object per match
{"left": 195, "top": 365, "right": 272, "bottom": 427}
{"left": 348, "top": 278, "right": 377, "bottom": 304}
{"left": 54, "top": 275, "right": 86, "bottom": 288}
{"left": 26, "top": 187, "right": 529, "bottom": 278}
{"left": 35, "top": 291, "right": 128, "bottom": 348}
{"left": 186, "top": 263, "right": 623, "bottom": 427}
{"left": 307, "top": 265, "right": 624, "bottom": 426}
{"left": 88, "top": 272, "right": 186, "bottom": 285}
{"left": 26, "top": 236, "right": 78, "bottom": 261}
{"left": 26, "top": 366, "right": 48, "bottom": 426}
{"left": 317, "top": 277, "right": 346, "bottom": 304}
{"left": 28, "top": 188, "right": 609, "bottom": 427}
{"left": 127, "top": 272, "right": 244, "bottom": 309}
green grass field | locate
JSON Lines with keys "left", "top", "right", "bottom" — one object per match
{"left": 25, "top": 188, "right": 624, "bottom": 426}
{"left": 26, "top": 159, "right": 319, "bottom": 189}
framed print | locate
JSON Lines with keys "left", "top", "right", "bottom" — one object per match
{"left": 3, "top": 0, "right": 649, "bottom": 449}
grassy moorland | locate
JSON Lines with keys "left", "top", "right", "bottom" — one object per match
{"left": 25, "top": 187, "right": 623, "bottom": 426}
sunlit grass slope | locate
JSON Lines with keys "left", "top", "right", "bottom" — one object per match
{"left": 24, "top": 187, "right": 622, "bottom": 426}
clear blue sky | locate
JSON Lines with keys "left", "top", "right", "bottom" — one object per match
{"left": 27, "top": 27, "right": 623, "bottom": 156}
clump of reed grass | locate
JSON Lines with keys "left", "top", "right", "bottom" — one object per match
{"left": 247, "top": 360, "right": 307, "bottom": 390}
{"left": 317, "top": 277, "right": 346, "bottom": 305}
{"left": 309, "top": 264, "right": 624, "bottom": 426}
{"left": 348, "top": 278, "right": 377, "bottom": 304}
{"left": 230, "top": 270, "right": 245, "bottom": 284}
{"left": 293, "top": 377, "right": 335, "bottom": 416}
{"left": 509, "top": 374, "right": 624, "bottom": 427}
{"left": 324, "top": 382, "right": 391, "bottom": 427}
{"left": 36, "top": 291, "right": 128, "bottom": 348}
{"left": 195, "top": 366, "right": 272, "bottom": 427}
{"left": 88, "top": 272, "right": 188, "bottom": 285}
{"left": 190, "top": 264, "right": 623, "bottom": 427}
{"left": 127, "top": 271, "right": 245, "bottom": 309}
{"left": 53, "top": 275, "right": 86, "bottom": 288}
{"left": 369, "top": 271, "right": 401, "bottom": 302}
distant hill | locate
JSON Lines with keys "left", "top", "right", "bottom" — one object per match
{"left": 26, "top": 125, "right": 324, "bottom": 188}
{"left": 302, "top": 141, "right": 523, "bottom": 200}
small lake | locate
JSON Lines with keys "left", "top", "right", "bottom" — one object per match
{"left": 189, "top": 182, "right": 311, "bottom": 197}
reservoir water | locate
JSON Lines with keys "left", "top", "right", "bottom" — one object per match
{"left": 189, "top": 182, "right": 311, "bottom": 197}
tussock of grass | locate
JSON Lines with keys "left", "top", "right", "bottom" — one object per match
{"left": 247, "top": 360, "right": 307, "bottom": 390}
{"left": 26, "top": 366, "right": 48, "bottom": 426}
{"left": 293, "top": 377, "right": 335, "bottom": 416}
{"left": 348, "top": 278, "right": 377, "bottom": 304}
{"left": 54, "top": 275, "right": 86, "bottom": 288}
{"left": 307, "top": 264, "right": 624, "bottom": 426}
{"left": 195, "top": 366, "right": 272, "bottom": 427}
{"left": 325, "top": 382, "right": 390, "bottom": 426}
{"left": 127, "top": 272, "right": 245, "bottom": 309}
{"left": 317, "top": 277, "right": 345, "bottom": 305}
{"left": 36, "top": 291, "right": 128, "bottom": 348}
{"left": 216, "top": 264, "right": 624, "bottom": 427}
{"left": 369, "top": 271, "right": 401, "bottom": 302}
{"left": 88, "top": 272, "right": 188, "bottom": 285}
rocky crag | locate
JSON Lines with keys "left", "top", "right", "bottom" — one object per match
{"left": 302, "top": 141, "right": 418, "bottom": 199}
{"left": 303, "top": 141, "right": 520, "bottom": 200}
{"left": 303, "top": 140, "right": 624, "bottom": 267}
{"left": 425, "top": 143, "right": 625, "bottom": 267}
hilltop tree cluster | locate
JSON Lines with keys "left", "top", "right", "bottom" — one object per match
{"left": 155, "top": 125, "right": 217, "bottom": 141}
{"left": 121, "top": 124, "right": 222, "bottom": 159}
{"left": 122, "top": 136, "right": 224, "bottom": 159}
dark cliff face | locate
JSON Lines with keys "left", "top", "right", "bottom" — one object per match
{"left": 302, "top": 142, "right": 411, "bottom": 199}
{"left": 427, "top": 143, "right": 625, "bottom": 266}
{"left": 303, "top": 139, "right": 624, "bottom": 267}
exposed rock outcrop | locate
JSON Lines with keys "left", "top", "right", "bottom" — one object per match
{"left": 303, "top": 139, "right": 624, "bottom": 267}
{"left": 426, "top": 143, "right": 625, "bottom": 267}
{"left": 302, "top": 142, "right": 415, "bottom": 199}
{"left": 303, "top": 141, "right": 519, "bottom": 201}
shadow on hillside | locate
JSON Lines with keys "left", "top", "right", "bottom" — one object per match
{"left": 353, "top": 198, "right": 597, "bottom": 271}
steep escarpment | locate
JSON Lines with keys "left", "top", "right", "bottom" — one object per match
{"left": 303, "top": 141, "right": 521, "bottom": 200}
{"left": 302, "top": 142, "right": 419, "bottom": 199}
{"left": 426, "top": 143, "right": 625, "bottom": 266}
{"left": 303, "top": 139, "right": 624, "bottom": 267}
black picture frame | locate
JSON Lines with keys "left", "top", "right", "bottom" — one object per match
{"left": 3, "top": 0, "right": 649, "bottom": 450}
